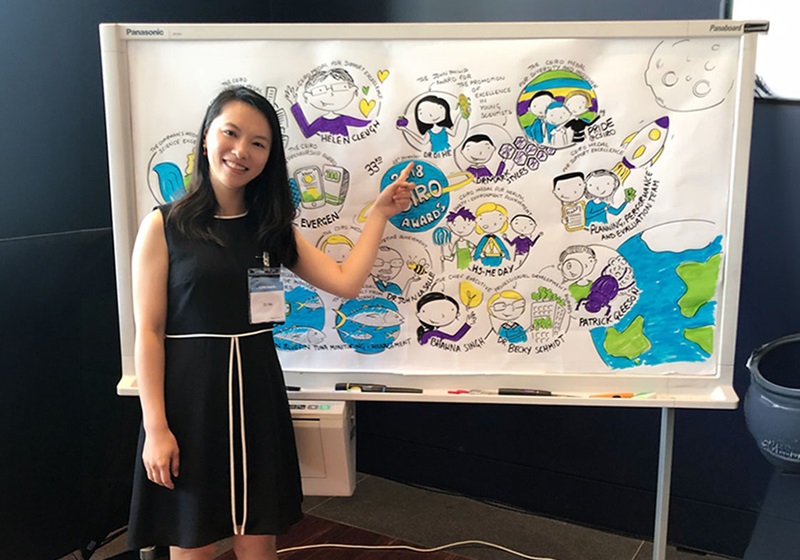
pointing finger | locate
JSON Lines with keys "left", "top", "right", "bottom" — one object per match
{"left": 398, "top": 161, "right": 414, "bottom": 182}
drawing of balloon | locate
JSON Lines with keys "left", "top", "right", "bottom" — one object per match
{"left": 645, "top": 38, "right": 737, "bottom": 111}
{"left": 459, "top": 280, "right": 483, "bottom": 309}
{"left": 432, "top": 226, "right": 452, "bottom": 272}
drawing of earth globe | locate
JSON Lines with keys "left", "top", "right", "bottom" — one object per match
{"left": 381, "top": 160, "right": 449, "bottom": 233}
{"left": 334, "top": 297, "right": 404, "bottom": 355}
{"left": 516, "top": 69, "right": 598, "bottom": 148}
{"left": 590, "top": 221, "right": 723, "bottom": 368}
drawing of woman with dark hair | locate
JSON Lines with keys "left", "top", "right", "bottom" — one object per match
{"left": 416, "top": 291, "right": 475, "bottom": 345}
{"left": 397, "top": 95, "right": 464, "bottom": 153}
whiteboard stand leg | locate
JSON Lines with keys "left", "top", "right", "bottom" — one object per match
{"left": 653, "top": 407, "right": 675, "bottom": 560}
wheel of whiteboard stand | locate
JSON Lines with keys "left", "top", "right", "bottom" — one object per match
{"left": 139, "top": 546, "right": 157, "bottom": 560}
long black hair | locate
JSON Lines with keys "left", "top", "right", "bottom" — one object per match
{"left": 414, "top": 95, "right": 454, "bottom": 136}
{"left": 416, "top": 291, "right": 459, "bottom": 342}
{"left": 169, "top": 86, "right": 299, "bottom": 267}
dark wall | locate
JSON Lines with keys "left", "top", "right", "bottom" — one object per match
{"left": 357, "top": 97, "right": 800, "bottom": 558}
{"left": 2, "top": 0, "right": 777, "bottom": 558}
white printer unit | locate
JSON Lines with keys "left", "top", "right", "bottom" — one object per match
{"left": 289, "top": 400, "right": 356, "bottom": 496}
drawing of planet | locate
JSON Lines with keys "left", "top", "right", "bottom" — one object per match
{"left": 645, "top": 38, "right": 737, "bottom": 111}
{"left": 517, "top": 69, "right": 598, "bottom": 148}
{"left": 590, "top": 221, "right": 723, "bottom": 368}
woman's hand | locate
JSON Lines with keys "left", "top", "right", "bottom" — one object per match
{"left": 142, "top": 426, "right": 180, "bottom": 489}
{"left": 372, "top": 162, "right": 414, "bottom": 220}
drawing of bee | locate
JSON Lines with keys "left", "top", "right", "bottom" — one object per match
{"left": 407, "top": 258, "right": 430, "bottom": 275}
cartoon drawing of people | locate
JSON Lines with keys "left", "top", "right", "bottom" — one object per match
{"left": 461, "top": 134, "right": 506, "bottom": 178}
{"left": 442, "top": 207, "right": 476, "bottom": 270}
{"left": 370, "top": 245, "right": 419, "bottom": 297}
{"left": 473, "top": 203, "right": 511, "bottom": 267}
{"left": 318, "top": 234, "right": 354, "bottom": 263}
{"left": 563, "top": 90, "right": 598, "bottom": 143}
{"left": 289, "top": 68, "right": 372, "bottom": 138}
{"left": 576, "top": 256, "right": 635, "bottom": 316}
{"left": 552, "top": 172, "right": 586, "bottom": 232}
{"left": 541, "top": 101, "right": 573, "bottom": 147}
{"left": 487, "top": 290, "right": 528, "bottom": 344}
{"left": 504, "top": 214, "right": 542, "bottom": 267}
{"left": 397, "top": 95, "right": 464, "bottom": 153}
{"left": 557, "top": 245, "right": 598, "bottom": 304}
{"left": 524, "top": 91, "right": 554, "bottom": 143}
{"left": 416, "top": 292, "right": 476, "bottom": 345}
{"left": 584, "top": 169, "right": 630, "bottom": 227}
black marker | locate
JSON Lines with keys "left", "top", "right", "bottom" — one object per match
{"left": 498, "top": 388, "right": 577, "bottom": 397}
{"left": 335, "top": 382, "right": 423, "bottom": 393}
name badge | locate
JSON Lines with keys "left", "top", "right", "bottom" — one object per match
{"left": 248, "top": 267, "right": 286, "bottom": 324}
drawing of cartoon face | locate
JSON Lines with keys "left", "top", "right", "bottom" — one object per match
{"left": 645, "top": 39, "right": 736, "bottom": 112}
{"left": 489, "top": 294, "right": 525, "bottom": 322}
{"left": 320, "top": 234, "right": 354, "bottom": 263}
{"left": 304, "top": 73, "right": 357, "bottom": 113}
{"left": 585, "top": 170, "right": 620, "bottom": 199}
{"left": 558, "top": 250, "right": 597, "bottom": 282}
{"left": 545, "top": 103, "right": 571, "bottom": 126}
{"left": 605, "top": 256, "right": 632, "bottom": 281}
{"left": 449, "top": 214, "right": 475, "bottom": 237}
{"left": 417, "top": 296, "right": 459, "bottom": 327}
{"left": 553, "top": 173, "right": 585, "bottom": 203}
{"left": 372, "top": 246, "right": 404, "bottom": 281}
{"left": 565, "top": 91, "right": 591, "bottom": 115}
{"left": 510, "top": 215, "right": 536, "bottom": 236}
{"left": 528, "top": 91, "right": 554, "bottom": 118}
{"left": 462, "top": 138, "right": 495, "bottom": 165}
{"left": 416, "top": 99, "right": 447, "bottom": 125}
{"left": 476, "top": 208, "right": 506, "bottom": 234}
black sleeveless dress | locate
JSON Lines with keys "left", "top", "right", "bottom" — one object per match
{"left": 128, "top": 204, "right": 303, "bottom": 549}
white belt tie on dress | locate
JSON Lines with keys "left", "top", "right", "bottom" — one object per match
{"left": 165, "top": 328, "right": 272, "bottom": 536}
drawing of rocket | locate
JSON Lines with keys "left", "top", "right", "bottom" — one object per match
{"left": 612, "top": 116, "right": 669, "bottom": 183}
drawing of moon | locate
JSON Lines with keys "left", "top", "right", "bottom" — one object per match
{"left": 645, "top": 39, "right": 737, "bottom": 112}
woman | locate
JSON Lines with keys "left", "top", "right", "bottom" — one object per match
{"left": 397, "top": 95, "right": 463, "bottom": 153}
{"left": 415, "top": 291, "right": 475, "bottom": 345}
{"left": 129, "top": 86, "right": 413, "bottom": 560}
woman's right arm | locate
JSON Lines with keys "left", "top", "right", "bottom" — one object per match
{"left": 132, "top": 209, "right": 180, "bottom": 489}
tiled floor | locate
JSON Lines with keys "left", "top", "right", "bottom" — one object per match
{"left": 76, "top": 473, "right": 730, "bottom": 560}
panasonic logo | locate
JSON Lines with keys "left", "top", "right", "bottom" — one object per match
{"left": 709, "top": 23, "right": 742, "bottom": 32}
{"left": 126, "top": 28, "right": 165, "bottom": 37}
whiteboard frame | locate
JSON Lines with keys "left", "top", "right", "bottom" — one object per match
{"left": 101, "top": 21, "right": 765, "bottom": 409}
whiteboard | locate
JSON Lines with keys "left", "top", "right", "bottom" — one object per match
{"left": 101, "top": 21, "right": 765, "bottom": 408}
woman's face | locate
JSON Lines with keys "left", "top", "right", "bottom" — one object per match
{"left": 305, "top": 75, "right": 356, "bottom": 112}
{"left": 586, "top": 174, "right": 618, "bottom": 198}
{"left": 417, "top": 100, "right": 446, "bottom": 125}
{"left": 477, "top": 209, "right": 505, "bottom": 234}
{"left": 490, "top": 296, "right": 525, "bottom": 321}
{"left": 324, "top": 242, "right": 352, "bottom": 263}
{"left": 205, "top": 100, "right": 272, "bottom": 194}
{"left": 418, "top": 298, "right": 458, "bottom": 327}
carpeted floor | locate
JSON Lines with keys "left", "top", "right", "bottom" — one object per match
{"left": 215, "top": 514, "right": 471, "bottom": 560}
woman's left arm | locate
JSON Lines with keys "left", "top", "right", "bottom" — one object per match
{"left": 290, "top": 163, "right": 414, "bottom": 298}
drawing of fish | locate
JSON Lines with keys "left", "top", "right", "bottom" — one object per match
{"left": 334, "top": 307, "right": 404, "bottom": 329}
{"left": 273, "top": 326, "right": 326, "bottom": 346}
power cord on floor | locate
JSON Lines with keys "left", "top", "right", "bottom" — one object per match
{"left": 277, "top": 539, "right": 561, "bottom": 560}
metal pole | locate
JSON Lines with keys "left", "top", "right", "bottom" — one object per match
{"left": 653, "top": 407, "right": 675, "bottom": 560}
